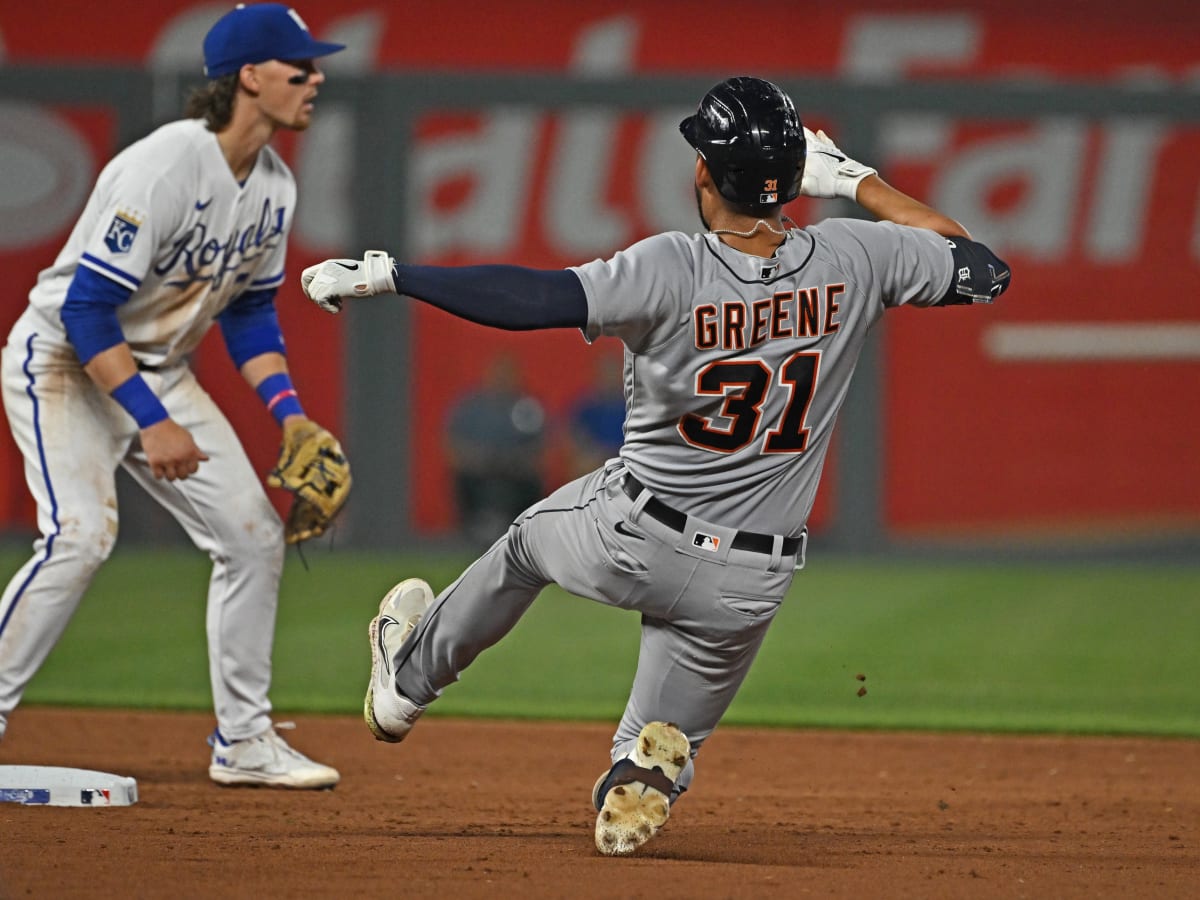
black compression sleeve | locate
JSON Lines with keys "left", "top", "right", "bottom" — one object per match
{"left": 394, "top": 264, "right": 588, "bottom": 330}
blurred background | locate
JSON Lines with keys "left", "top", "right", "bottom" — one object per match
{"left": 1, "top": 0, "right": 1197, "bottom": 560}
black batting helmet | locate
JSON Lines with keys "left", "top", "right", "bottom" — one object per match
{"left": 679, "top": 76, "right": 806, "bottom": 211}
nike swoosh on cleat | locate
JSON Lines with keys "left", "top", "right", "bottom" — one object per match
{"left": 376, "top": 616, "right": 399, "bottom": 675}
{"left": 613, "top": 521, "right": 644, "bottom": 540}
{"left": 334, "top": 261, "right": 359, "bottom": 271}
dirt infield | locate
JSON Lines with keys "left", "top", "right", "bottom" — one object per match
{"left": 0, "top": 708, "right": 1196, "bottom": 899}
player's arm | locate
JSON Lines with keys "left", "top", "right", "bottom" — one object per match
{"left": 800, "top": 127, "right": 969, "bottom": 239}
{"left": 854, "top": 177, "right": 969, "bottom": 240}
{"left": 61, "top": 268, "right": 207, "bottom": 481}
{"left": 300, "top": 252, "right": 589, "bottom": 330}
{"left": 802, "top": 128, "right": 1009, "bottom": 304}
{"left": 217, "top": 287, "right": 311, "bottom": 428}
{"left": 936, "top": 235, "right": 1011, "bottom": 305}
{"left": 219, "top": 287, "right": 352, "bottom": 543}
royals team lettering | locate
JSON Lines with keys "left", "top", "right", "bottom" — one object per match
{"left": 693, "top": 283, "right": 844, "bottom": 350}
{"left": 156, "top": 197, "right": 287, "bottom": 289}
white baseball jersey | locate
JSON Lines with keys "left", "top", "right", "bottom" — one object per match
{"left": 20, "top": 118, "right": 293, "bottom": 367}
{"left": 571, "top": 220, "right": 954, "bottom": 536}
{"left": 1, "top": 118, "right": 298, "bottom": 745}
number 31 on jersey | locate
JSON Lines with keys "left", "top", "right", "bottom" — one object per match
{"left": 679, "top": 351, "right": 820, "bottom": 454}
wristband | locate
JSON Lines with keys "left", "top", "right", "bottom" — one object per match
{"left": 256, "top": 372, "right": 306, "bottom": 425}
{"left": 111, "top": 373, "right": 169, "bottom": 429}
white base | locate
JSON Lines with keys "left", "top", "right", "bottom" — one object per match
{"left": 0, "top": 765, "right": 138, "bottom": 806}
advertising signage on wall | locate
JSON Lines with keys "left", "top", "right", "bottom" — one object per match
{"left": 1, "top": 1, "right": 1196, "bottom": 538}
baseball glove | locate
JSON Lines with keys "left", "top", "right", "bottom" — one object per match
{"left": 267, "top": 419, "right": 352, "bottom": 544}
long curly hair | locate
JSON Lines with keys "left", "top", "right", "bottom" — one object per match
{"left": 184, "top": 73, "right": 239, "bottom": 132}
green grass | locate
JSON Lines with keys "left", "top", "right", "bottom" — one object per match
{"left": 5, "top": 544, "right": 1198, "bottom": 737}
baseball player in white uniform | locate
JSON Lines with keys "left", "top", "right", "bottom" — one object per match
{"left": 0, "top": 4, "right": 345, "bottom": 789}
{"left": 302, "top": 77, "right": 1012, "bottom": 847}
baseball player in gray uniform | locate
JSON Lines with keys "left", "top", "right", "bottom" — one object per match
{"left": 0, "top": 4, "right": 344, "bottom": 789}
{"left": 302, "top": 77, "right": 1012, "bottom": 850}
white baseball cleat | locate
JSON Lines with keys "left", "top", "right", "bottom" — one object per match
{"left": 208, "top": 725, "right": 339, "bottom": 789}
{"left": 365, "top": 577, "right": 434, "bottom": 743}
{"left": 592, "top": 721, "right": 690, "bottom": 856}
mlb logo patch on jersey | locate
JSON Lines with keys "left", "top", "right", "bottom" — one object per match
{"left": 692, "top": 532, "right": 720, "bottom": 552}
{"left": 104, "top": 209, "right": 143, "bottom": 254}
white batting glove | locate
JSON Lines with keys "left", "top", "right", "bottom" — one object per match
{"left": 300, "top": 250, "right": 396, "bottom": 314}
{"left": 800, "top": 128, "right": 878, "bottom": 201}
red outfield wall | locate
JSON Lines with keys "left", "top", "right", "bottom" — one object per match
{"left": 1, "top": 1, "right": 1197, "bottom": 538}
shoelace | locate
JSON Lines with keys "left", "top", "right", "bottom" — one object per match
{"left": 261, "top": 724, "right": 317, "bottom": 764}
{"left": 209, "top": 722, "right": 314, "bottom": 763}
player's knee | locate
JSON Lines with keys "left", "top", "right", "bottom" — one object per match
{"left": 259, "top": 513, "right": 286, "bottom": 552}
{"left": 54, "top": 519, "right": 119, "bottom": 572}
{"left": 226, "top": 518, "right": 286, "bottom": 568}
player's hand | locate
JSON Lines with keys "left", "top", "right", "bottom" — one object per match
{"left": 800, "top": 127, "right": 878, "bottom": 201}
{"left": 300, "top": 250, "right": 397, "bottom": 314}
{"left": 140, "top": 419, "right": 209, "bottom": 481}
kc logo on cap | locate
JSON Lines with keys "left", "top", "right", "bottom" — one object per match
{"left": 203, "top": 3, "right": 345, "bottom": 78}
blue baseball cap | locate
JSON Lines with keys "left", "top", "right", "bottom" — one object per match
{"left": 203, "top": 3, "right": 345, "bottom": 78}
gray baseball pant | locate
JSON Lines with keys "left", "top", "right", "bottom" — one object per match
{"left": 393, "top": 460, "right": 801, "bottom": 795}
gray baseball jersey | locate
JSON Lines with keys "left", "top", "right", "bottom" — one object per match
{"left": 572, "top": 219, "right": 953, "bottom": 536}
{"left": 386, "top": 218, "right": 955, "bottom": 796}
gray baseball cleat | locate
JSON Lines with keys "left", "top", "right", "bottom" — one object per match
{"left": 365, "top": 578, "right": 434, "bottom": 742}
{"left": 592, "top": 721, "right": 690, "bottom": 856}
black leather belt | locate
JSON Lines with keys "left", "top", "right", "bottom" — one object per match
{"left": 621, "top": 474, "right": 803, "bottom": 556}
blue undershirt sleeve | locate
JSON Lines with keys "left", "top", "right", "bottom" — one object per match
{"left": 60, "top": 267, "right": 134, "bottom": 364}
{"left": 217, "top": 287, "right": 287, "bottom": 368}
{"left": 394, "top": 264, "right": 588, "bottom": 330}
